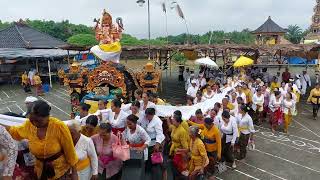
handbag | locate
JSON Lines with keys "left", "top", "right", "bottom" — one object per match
{"left": 112, "top": 133, "right": 130, "bottom": 161}
{"left": 151, "top": 152, "right": 163, "bottom": 164}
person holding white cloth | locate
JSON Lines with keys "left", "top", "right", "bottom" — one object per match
{"left": 109, "top": 99, "right": 129, "bottom": 134}
{"left": 140, "top": 92, "right": 156, "bottom": 112}
{"left": 187, "top": 80, "right": 199, "bottom": 98}
{"left": 67, "top": 120, "right": 98, "bottom": 180}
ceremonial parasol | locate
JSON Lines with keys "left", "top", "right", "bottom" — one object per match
{"left": 195, "top": 57, "right": 219, "bottom": 69}
{"left": 233, "top": 56, "right": 254, "bottom": 67}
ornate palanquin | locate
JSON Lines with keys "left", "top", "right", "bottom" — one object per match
{"left": 86, "top": 62, "right": 126, "bottom": 95}
{"left": 136, "top": 63, "right": 161, "bottom": 93}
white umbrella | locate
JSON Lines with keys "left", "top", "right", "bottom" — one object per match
{"left": 195, "top": 57, "right": 219, "bottom": 68}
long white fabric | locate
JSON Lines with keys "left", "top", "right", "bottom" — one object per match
{"left": 0, "top": 87, "right": 231, "bottom": 126}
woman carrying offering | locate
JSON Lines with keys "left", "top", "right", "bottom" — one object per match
{"left": 67, "top": 120, "right": 98, "bottom": 180}
{"left": 7, "top": 100, "right": 79, "bottom": 180}
{"left": 236, "top": 105, "right": 255, "bottom": 160}
{"left": 91, "top": 123, "right": 122, "bottom": 180}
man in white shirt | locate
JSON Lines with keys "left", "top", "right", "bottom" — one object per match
{"left": 301, "top": 70, "right": 311, "bottom": 95}
{"left": 186, "top": 80, "right": 199, "bottom": 98}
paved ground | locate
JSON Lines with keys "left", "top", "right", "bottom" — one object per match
{"left": 1, "top": 82, "right": 320, "bottom": 180}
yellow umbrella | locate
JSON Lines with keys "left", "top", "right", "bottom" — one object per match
{"left": 233, "top": 56, "right": 254, "bottom": 67}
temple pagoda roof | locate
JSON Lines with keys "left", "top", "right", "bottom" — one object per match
{"left": 0, "top": 20, "right": 66, "bottom": 49}
{"left": 252, "top": 16, "right": 287, "bottom": 34}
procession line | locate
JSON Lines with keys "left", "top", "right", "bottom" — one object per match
{"left": 15, "top": 104, "right": 24, "bottom": 113}
{"left": 38, "top": 96, "right": 70, "bottom": 116}
{"left": 254, "top": 149, "right": 320, "bottom": 174}
{"left": 254, "top": 125, "right": 320, "bottom": 144}
{"left": 293, "top": 120, "right": 320, "bottom": 139}
{"left": 236, "top": 160, "right": 288, "bottom": 180}
{"left": 49, "top": 93, "right": 69, "bottom": 102}
{"left": 2, "top": 91, "right": 10, "bottom": 98}
{"left": 226, "top": 166, "right": 260, "bottom": 180}
{"left": 6, "top": 107, "right": 11, "bottom": 112}
{"left": 255, "top": 135, "right": 317, "bottom": 155}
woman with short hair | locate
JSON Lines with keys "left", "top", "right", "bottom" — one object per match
{"left": 67, "top": 120, "right": 98, "bottom": 180}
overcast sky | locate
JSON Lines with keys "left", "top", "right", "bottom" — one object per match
{"left": 0, "top": 0, "right": 316, "bottom": 38}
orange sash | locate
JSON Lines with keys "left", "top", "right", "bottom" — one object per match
{"left": 76, "top": 158, "right": 90, "bottom": 171}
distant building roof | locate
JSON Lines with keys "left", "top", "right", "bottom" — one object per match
{"left": 0, "top": 21, "right": 66, "bottom": 49}
{"left": 252, "top": 16, "right": 287, "bottom": 34}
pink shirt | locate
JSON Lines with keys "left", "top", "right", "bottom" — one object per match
{"left": 91, "top": 133, "right": 122, "bottom": 178}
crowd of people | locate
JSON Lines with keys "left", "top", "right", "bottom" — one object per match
{"left": 0, "top": 66, "right": 319, "bottom": 180}
{"left": 21, "top": 70, "right": 44, "bottom": 96}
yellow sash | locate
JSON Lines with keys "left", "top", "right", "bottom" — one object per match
{"left": 238, "top": 126, "right": 248, "bottom": 136}
{"left": 76, "top": 157, "right": 90, "bottom": 171}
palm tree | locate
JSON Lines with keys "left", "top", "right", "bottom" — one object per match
{"left": 285, "top": 25, "right": 303, "bottom": 44}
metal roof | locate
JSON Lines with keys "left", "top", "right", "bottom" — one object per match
{"left": 0, "top": 22, "right": 67, "bottom": 49}
{"left": 0, "top": 48, "right": 77, "bottom": 59}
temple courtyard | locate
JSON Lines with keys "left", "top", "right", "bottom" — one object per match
{"left": 0, "top": 82, "right": 320, "bottom": 180}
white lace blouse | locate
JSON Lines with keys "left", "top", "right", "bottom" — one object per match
{"left": 75, "top": 134, "right": 98, "bottom": 175}
{"left": 0, "top": 125, "right": 18, "bottom": 176}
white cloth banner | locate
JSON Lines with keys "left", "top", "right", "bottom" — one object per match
{"left": 0, "top": 87, "right": 231, "bottom": 126}
{"left": 155, "top": 91, "right": 228, "bottom": 119}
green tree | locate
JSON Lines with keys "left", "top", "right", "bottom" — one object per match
{"left": 172, "top": 51, "right": 187, "bottom": 64}
{"left": 67, "top": 34, "right": 97, "bottom": 46}
{"left": 285, "top": 25, "right": 303, "bottom": 44}
{"left": 0, "top": 20, "right": 11, "bottom": 30}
